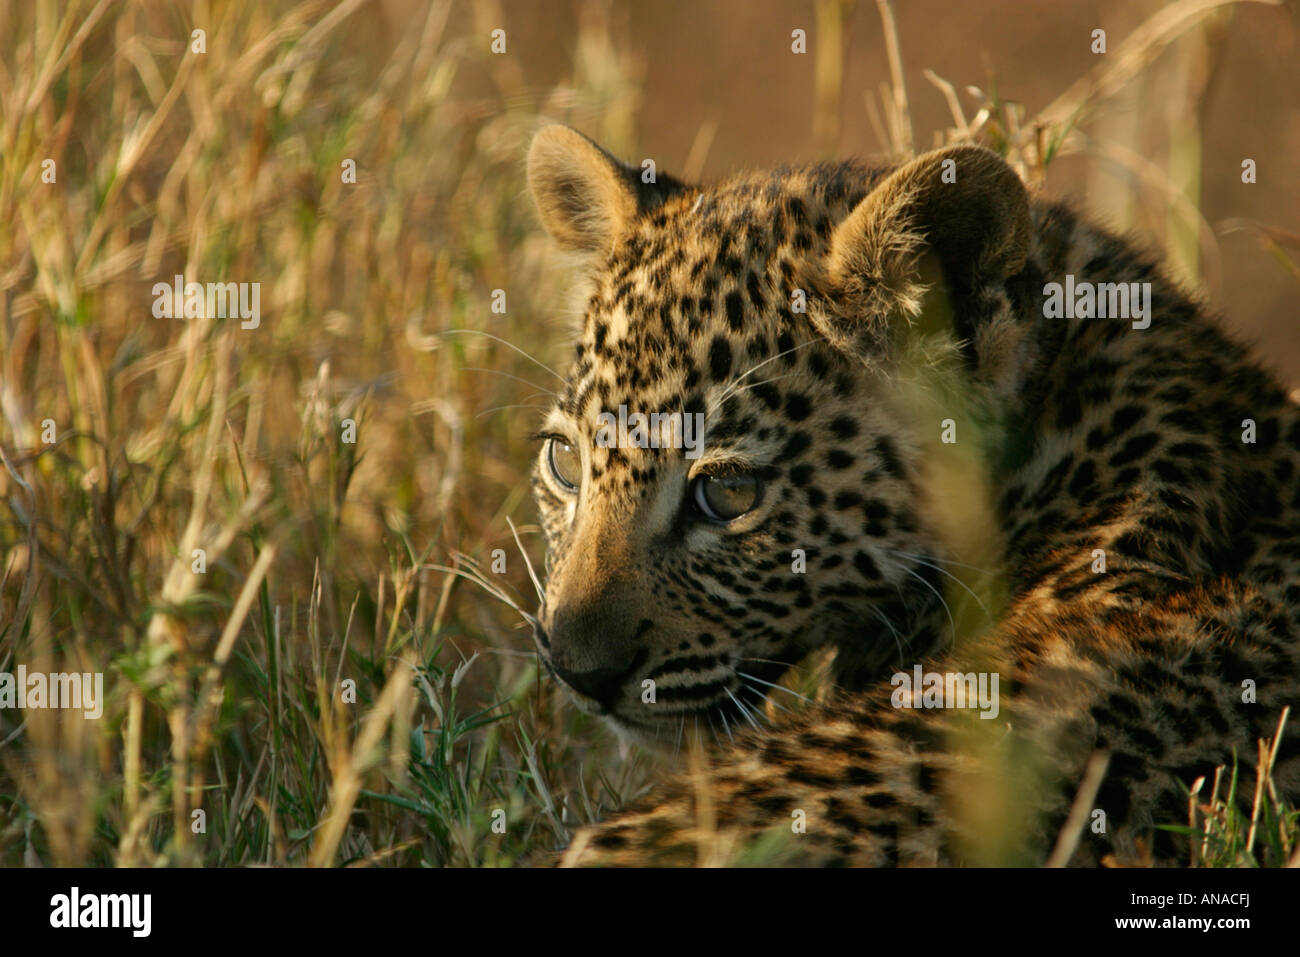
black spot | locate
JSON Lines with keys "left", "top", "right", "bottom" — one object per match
{"left": 754, "top": 795, "right": 792, "bottom": 815}
{"left": 863, "top": 514, "right": 888, "bottom": 537}
{"left": 724, "top": 290, "right": 745, "bottom": 331}
{"left": 789, "top": 464, "right": 814, "bottom": 486}
{"left": 781, "top": 432, "right": 812, "bottom": 459}
{"left": 873, "top": 437, "right": 903, "bottom": 476}
{"left": 753, "top": 383, "right": 782, "bottom": 410}
{"left": 1108, "top": 432, "right": 1160, "bottom": 468}
{"left": 1160, "top": 408, "right": 1201, "bottom": 433}
{"left": 853, "top": 551, "right": 881, "bottom": 578}
{"left": 1056, "top": 390, "right": 1083, "bottom": 430}
{"left": 826, "top": 449, "right": 854, "bottom": 469}
{"left": 1152, "top": 458, "right": 1187, "bottom": 485}
{"left": 785, "top": 764, "right": 841, "bottom": 788}
{"left": 1109, "top": 404, "right": 1145, "bottom": 435}
{"left": 708, "top": 336, "right": 732, "bottom": 382}
{"left": 784, "top": 392, "right": 812, "bottom": 420}
{"left": 777, "top": 330, "right": 797, "bottom": 364}
{"left": 846, "top": 766, "right": 880, "bottom": 786}
{"left": 830, "top": 416, "right": 859, "bottom": 439}
{"left": 1167, "top": 441, "right": 1212, "bottom": 459}
{"left": 862, "top": 499, "right": 890, "bottom": 523}
{"left": 1112, "top": 530, "right": 1154, "bottom": 562}
{"left": 1067, "top": 459, "right": 1097, "bottom": 499}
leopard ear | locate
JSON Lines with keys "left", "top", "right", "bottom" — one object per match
{"left": 816, "top": 144, "right": 1031, "bottom": 353}
{"left": 527, "top": 125, "right": 686, "bottom": 254}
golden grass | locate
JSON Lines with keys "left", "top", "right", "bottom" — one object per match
{"left": 0, "top": 0, "right": 654, "bottom": 867}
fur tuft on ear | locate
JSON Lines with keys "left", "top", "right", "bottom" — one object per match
{"left": 826, "top": 144, "right": 1031, "bottom": 295}
{"left": 813, "top": 144, "right": 1032, "bottom": 358}
{"left": 526, "top": 125, "right": 687, "bottom": 254}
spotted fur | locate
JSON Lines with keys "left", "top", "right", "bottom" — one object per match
{"left": 524, "top": 125, "right": 1300, "bottom": 866}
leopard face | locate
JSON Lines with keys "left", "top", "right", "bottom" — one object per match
{"left": 525, "top": 127, "right": 1031, "bottom": 746}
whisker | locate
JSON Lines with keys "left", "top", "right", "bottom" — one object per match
{"left": 507, "top": 516, "right": 545, "bottom": 603}
{"left": 438, "top": 329, "right": 563, "bottom": 380}
{"left": 725, "top": 686, "right": 764, "bottom": 730}
{"left": 708, "top": 368, "right": 807, "bottom": 416}
{"left": 742, "top": 681, "right": 794, "bottom": 716}
{"left": 886, "top": 547, "right": 997, "bottom": 576}
{"left": 736, "top": 670, "right": 815, "bottom": 705}
{"left": 719, "top": 370, "right": 809, "bottom": 410}
{"left": 869, "top": 605, "right": 907, "bottom": 666}
{"left": 709, "top": 340, "right": 815, "bottom": 413}
{"left": 463, "top": 366, "right": 558, "bottom": 397}
{"left": 735, "top": 655, "right": 800, "bottom": 669}
{"left": 884, "top": 548, "right": 993, "bottom": 622}
{"left": 736, "top": 656, "right": 852, "bottom": 700}
{"left": 475, "top": 402, "right": 553, "bottom": 419}
{"left": 717, "top": 707, "right": 734, "bottom": 744}
{"left": 883, "top": 556, "right": 957, "bottom": 647}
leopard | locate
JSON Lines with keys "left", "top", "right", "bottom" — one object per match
{"left": 522, "top": 124, "right": 1300, "bottom": 866}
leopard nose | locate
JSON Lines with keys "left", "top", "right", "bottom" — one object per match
{"left": 545, "top": 598, "right": 651, "bottom": 703}
{"left": 552, "top": 663, "right": 629, "bottom": 709}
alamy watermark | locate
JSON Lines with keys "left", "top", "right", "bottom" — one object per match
{"left": 594, "top": 403, "right": 706, "bottom": 460}
{"left": 152, "top": 274, "right": 260, "bottom": 329}
{"left": 1042, "top": 274, "right": 1151, "bottom": 329}
{"left": 0, "top": 666, "right": 104, "bottom": 719}
{"left": 890, "top": 665, "right": 1000, "bottom": 720}
{"left": 50, "top": 887, "right": 150, "bottom": 937}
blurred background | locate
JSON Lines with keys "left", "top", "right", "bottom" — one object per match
{"left": 0, "top": 0, "right": 1296, "bottom": 867}
{"left": 478, "top": 0, "right": 1300, "bottom": 382}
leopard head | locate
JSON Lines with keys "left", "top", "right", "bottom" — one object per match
{"left": 525, "top": 125, "right": 1031, "bottom": 746}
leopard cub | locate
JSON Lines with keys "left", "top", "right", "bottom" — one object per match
{"left": 524, "top": 125, "right": 1300, "bottom": 866}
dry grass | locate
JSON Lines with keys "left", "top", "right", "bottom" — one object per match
{"left": 1169, "top": 708, "right": 1300, "bottom": 868}
{"left": 0, "top": 0, "right": 655, "bottom": 867}
{"left": 0, "top": 0, "right": 1294, "bottom": 867}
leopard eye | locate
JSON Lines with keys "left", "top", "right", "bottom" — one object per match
{"left": 692, "top": 473, "right": 761, "bottom": 522}
{"left": 547, "top": 437, "right": 582, "bottom": 492}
